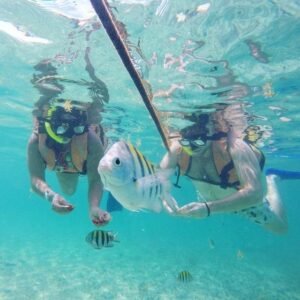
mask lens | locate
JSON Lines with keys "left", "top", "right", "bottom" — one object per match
{"left": 192, "top": 139, "right": 205, "bottom": 147}
{"left": 179, "top": 139, "right": 191, "bottom": 147}
{"left": 56, "top": 123, "right": 69, "bottom": 135}
{"left": 73, "top": 125, "right": 85, "bottom": 134}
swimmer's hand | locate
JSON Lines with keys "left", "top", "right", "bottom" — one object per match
{"left": 51, "top": 194, "right": 74, "bottom": 214}
{"left": 89, "top": 206, "right": 111, "bottom": 226}
{"left": 163, "top": 199, "right": 209, "bottom": 218}
{"left": 162, "top": 196, "right": 180, "bottom": 214}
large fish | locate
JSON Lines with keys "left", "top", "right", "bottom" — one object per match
{"left": 98, "top": 141, "right": 174, "bottom": 212}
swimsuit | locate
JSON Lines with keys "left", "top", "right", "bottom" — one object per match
{"left": 179, "top": 142, "right": 278, "bottom": 227}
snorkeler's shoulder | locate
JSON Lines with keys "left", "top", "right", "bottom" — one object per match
{"left": 28, "top": 131, "right": 39, "bottom": 146}
{"left": 87, "top": 126, "right": 105, "bottom": 156}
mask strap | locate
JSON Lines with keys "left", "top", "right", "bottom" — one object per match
{"left": 173, "top": 164, "right": 181, "bottom": 188}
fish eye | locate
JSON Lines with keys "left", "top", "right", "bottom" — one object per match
{"left": 114, "top": 158, "right": 121, "bottom": 166}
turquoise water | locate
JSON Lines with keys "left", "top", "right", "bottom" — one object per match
{"left": 0, "top": 0, "right": 300, "bottom": 299}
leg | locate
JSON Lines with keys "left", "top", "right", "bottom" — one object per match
{"left": 56, "top": 172, "right": 79, "bottom": 195}
{"left": 263, "top": 174, "right": 288, "bottom": 234}
{"left": 237, "top": 175, "right": 288, "bottom": 234}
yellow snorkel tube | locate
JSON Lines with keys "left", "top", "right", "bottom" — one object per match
{"left": 181, "top": 145, "right": 194, "bottom": 156}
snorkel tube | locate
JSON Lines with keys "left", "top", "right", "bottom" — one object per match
{"left": 90, "top": 0, "right": 170, "bottom": 151}
{"left": 45, "top": 120, "right": 67, "bottom": 144}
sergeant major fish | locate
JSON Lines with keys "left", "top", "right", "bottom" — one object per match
{"left": 98, "top": 141, "right": 174, "bottom": 212}
{"left": 85, "top": 230, "right": 119, "bottom": 249}
{"left": 177, "top": 270, "right": 193, "bottom": 282}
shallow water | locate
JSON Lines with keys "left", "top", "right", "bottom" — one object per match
{"left": 0, "top": 1, "right": 300, "bottom": 299}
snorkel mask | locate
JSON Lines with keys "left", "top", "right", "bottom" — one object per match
{"left": 179, "top": 132, "right": 227, "bottom": 155}
{"left": 44, "top": 99, "right": 88, "bottom": 144}
{"left": 179, "top": 138, "right": 206, "bottom": 155}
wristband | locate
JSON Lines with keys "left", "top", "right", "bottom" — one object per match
{"left": 203, "top": 202, "right": 211, "bottom": 217}
{"left": 45, "top": 190, "right": 54, "bottom": 203}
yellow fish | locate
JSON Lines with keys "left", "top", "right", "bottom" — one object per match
{"left": 263, "top": 82, "right": 275, "bottom": 98}
{"left": 177, "top": 271, "right": 193, "bottom": 282}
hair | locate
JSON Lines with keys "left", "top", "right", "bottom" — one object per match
{"left": 180, "top": 113, "right": 209, "bottom": 140}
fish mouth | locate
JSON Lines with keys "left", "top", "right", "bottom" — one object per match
{"left": 98, "top": 160, "right": 111, "bottom": 173}
{"left": 99, "top": 172, "right": 108, "bottom": 187}
{"left": 98, "top": 162, "right": 111, "bottom": 187}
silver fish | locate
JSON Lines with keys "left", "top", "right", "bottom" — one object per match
{"left": 85, "top": 230, "right": 118, "bottom": 249}
{"left": 98, "top": 141, "right": 174, "bottom": 212}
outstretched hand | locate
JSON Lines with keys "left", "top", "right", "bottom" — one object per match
{"left": 90, "top": 207, "right": 111, "bottom": 226}
{"left": 162, "top": 198, "right": 209, "bottom": 218}
{"left": 162, "top": 196, "right": 180, "bottom": 215}
{"left": 51, "top": 194, "right": 74, "bottom": 214}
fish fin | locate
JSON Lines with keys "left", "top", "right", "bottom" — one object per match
{"left": 93, "top": 245, "right": 102, "bottom": 250}
{"left": 134, "top": 169, "right": 174, "bottom": 213}
{"left": 106, "top": 192, "right": 123, "bottom": 212}
{"left": 135, "top": 168, "right": 173, "bottom": 190}
{"left": 113, "top": 237, "right": 120, "bottom": 243}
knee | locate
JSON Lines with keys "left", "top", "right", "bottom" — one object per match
{"left": 61, "top": 185, "right": 77, "bottom": 196}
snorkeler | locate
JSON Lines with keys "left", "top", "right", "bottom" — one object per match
{"left": 27, "top": 97, "right": 110, "bottom": 226}
{"left": 160, "top": 103, "right": 288, "bottom": 234}
{"left": 27, "top": 23, "right": 112, "bottom": 225}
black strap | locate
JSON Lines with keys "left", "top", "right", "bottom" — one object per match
{"left": 202, "top": 131, "right": 227, "bottom": 142}
{"left": 219, "top": 160, "right": 238, "bottom": 189}
{"left": 173, "top": 164, "right": 181, "bottom": 188}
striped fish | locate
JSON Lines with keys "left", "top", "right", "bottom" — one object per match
{"left": 85, "top": 230, "right": 119, "bottom": 249}
{"left": 177, "top": 271, "right": 193, "bottom": 282}
{"left": 98, "top": 141, "right": 174, "bottom": 212}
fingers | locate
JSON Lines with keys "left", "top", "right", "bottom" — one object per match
{"left": 177, "top": 203, "right": 195, "bottom": 214}
{"left": 162, "top": 197, "right": 180, "bottom": 215}
{"left": 52, "top": 203, "right": 74, "bottom": 214}
{"left": 91, "top": 209, "right": 111, "bottom": 226}
{"left": 51, "top": 195, "right": 74, "bottom": 214}
{"left": 162, "top": 198, "right": 175, "bottom": 214}
{"left": 169, "top": 197, "right": 180, "bottom": 210}
{"left": 177, "top": 202, "right": 205, "bottom": 218}
{"left": 92, "top": 218, "right": 109, "bottom": 226}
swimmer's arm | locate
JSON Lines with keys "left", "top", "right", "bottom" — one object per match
{"left": 87, "top": 130, "right": 110, "bottom": 225}
{"left": 208, "top": 136, "right": 264, "bottom": 214}
{"left": 167, "top": 137, "right": 265, "bottom": 218}
{"left": 160, "top": 141, "right": 181, "bottom": 170}
{"left": 87, "top": 130, "right": 104, "bottom": 209}
{"left": 27, "top": 133, "right": 57, "bottom": 201}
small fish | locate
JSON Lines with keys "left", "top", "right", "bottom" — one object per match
{"left": 98, "top": 141, "right": 175, "bottom": 212}
{"left": 263, "top": 82, "right": 275, "bottom": 98}
{"left": 178, "top": 271, "right": 193, "bottom": 282}
{"left": 208, "top": 238, "right": 215, "bottom": 249}
{"left": 85, "top": 230, "right": 119, "bottom": 249}
{"left": 236, "top": 249, "right": 245, "bottom": 260}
